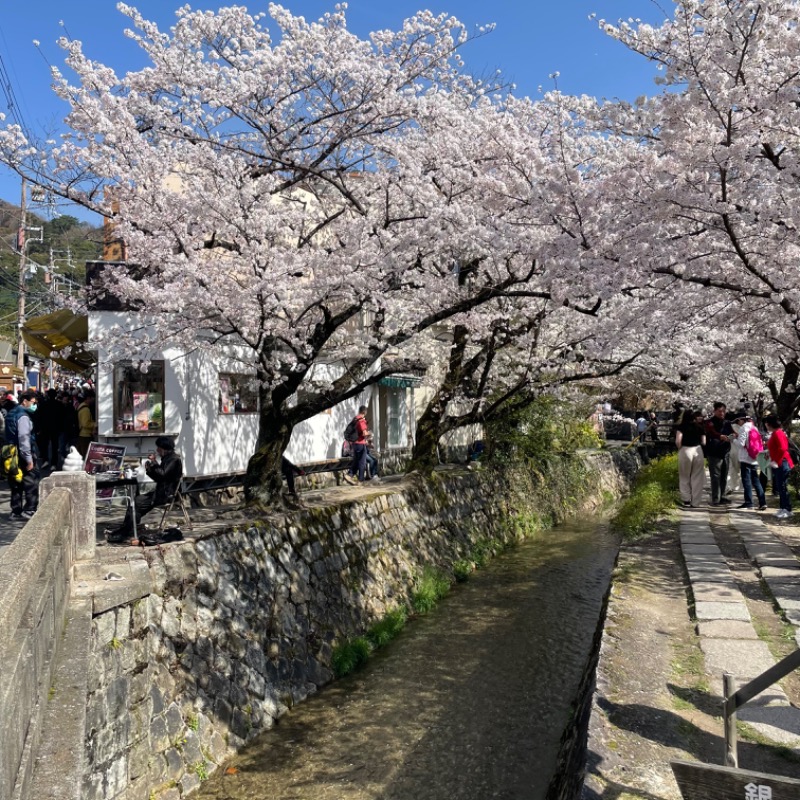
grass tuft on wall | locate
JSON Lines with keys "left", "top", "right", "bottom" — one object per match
{"left": 411, "top": 566, "right": 452, "bottom": 614}
{"left": 612, "top": 454, "right": 679, "bottom": 538}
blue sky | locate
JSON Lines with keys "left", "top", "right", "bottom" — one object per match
{"left": 0, "top": 0, "right": 666, "bottom": 219}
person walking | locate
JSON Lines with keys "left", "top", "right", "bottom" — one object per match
{"left": 5, "top": 389, "right": 40, "bottom": 520}
{"left": 764, "top": 415, "right": 794, "bottom": 519}
{"left": 726, "top": 411, "right": 743, "bottom": 494}
{"left": 705, "top": 402, "right": 734, "bottom": 506}
{"left": 648, "top": 412, "right": 659, "bottom": 442}
{"left": 36, "top": 389, "right": 61, "bottom": 470}
{"left": 733, "top": 409, "right": 767, "bottom": 510}
{"left": 343, "top": 405, "right": 369, "bottom": 484}
{"left": 676, "top": 409, "right": 707, "bottom": 507}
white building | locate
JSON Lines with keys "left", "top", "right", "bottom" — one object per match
{"left": 85, "top": 307, "right": 420, "bottom": 480}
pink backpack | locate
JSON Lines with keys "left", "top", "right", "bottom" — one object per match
{"left": 746, "top": 426, "right": 764, "bottom": 459}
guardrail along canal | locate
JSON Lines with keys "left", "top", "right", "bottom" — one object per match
{"left": 196, "top": 518, "right": 618, "bottom": 800}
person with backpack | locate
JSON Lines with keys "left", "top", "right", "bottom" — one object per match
{"left": 764, "top": 415, "right": 794, "bottom": 519}
{"left": 5, "top": 389, "right": 40, "bottom": 521}
{"left": 733, "top": 409, "right": 767, "bottom": 510}
{"left": 343, "top": 405, "right": 370, "bottom": 484}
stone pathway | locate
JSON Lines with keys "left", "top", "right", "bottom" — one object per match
{"left": 0, "top": 481, "right": 31, "bottom": 554}
{"left": 681, "top": 508, "right": 800, "bottom": 746}
{"left": 729, "top": 512, "right": 800, "bottom": 635}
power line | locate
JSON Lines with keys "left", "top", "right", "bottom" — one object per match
{"left": 0, "top": 52, "right": 31, "bottom": 141}
{"left": 0, "top": 20, "right": 34, "bottom": 137}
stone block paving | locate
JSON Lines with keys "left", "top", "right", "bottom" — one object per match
{"left": 680, "top": 509, "right": 800, "bottom": 747}
{"left": 728, "top": 512, "right": 800, "bottom": 637}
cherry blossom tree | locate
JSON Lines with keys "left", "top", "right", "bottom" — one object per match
{"left": 2, "top": 4, "right": 615, "bottom": 500}
{"left": 408, "top": 297, "right": 645, "bottom": 470}
{"left": 403, "top": 84, "right": 658, "bottom": 470}
{"left": 596, "top": 0, "right": 800, "bottom": 425}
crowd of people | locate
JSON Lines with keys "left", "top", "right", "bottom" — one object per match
{"left": 1, "top": 384, "right": 97, "bottom": 522}
{"left": 671, "top": 400, "right": 795, "bottom": 518}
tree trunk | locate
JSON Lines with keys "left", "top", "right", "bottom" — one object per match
{"left": 407, "top": 397, "right": 448, "bottom": 473}
{"left": 770, "top": 361, "right": 800, "bottom": 432}
{"left": 244, "top": 392, "right": 294, "bottom": 505}
{"left": 407, "top": 325, "right": 470, "bottom": 473}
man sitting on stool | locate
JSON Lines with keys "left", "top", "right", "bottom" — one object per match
{"left": 107, "top": 436, "right": 183, "bottom": 544}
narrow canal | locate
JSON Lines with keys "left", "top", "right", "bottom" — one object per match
{"left": 195, "top": 518, "right": 619, "bottom": 800}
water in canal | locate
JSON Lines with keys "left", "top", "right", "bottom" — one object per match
{"left": 195, "top": 518, "right": 619, "bottom": 800}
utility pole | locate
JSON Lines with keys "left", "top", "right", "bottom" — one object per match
{"left": 16, "top": 176, "right": 26, "bottom": 375}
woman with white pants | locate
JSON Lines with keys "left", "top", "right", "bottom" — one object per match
{"left": 676, "top": 410, "right": 707, "bottom": 507}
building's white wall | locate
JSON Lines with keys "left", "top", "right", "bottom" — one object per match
{"left": 284, "top": 386, "right": 374, "bottom": 465}
{"left": 89, "top": 313, "right": 380, "bottom": 475}
{"left": 91, "top": 313, "right": 259, "bottom": 476}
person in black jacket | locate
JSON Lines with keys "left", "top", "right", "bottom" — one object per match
{"left": 107, "top": 435, "right": 183, "bottom": 544}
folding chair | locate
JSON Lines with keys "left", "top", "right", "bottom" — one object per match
{"left": 156, "top": 484, "right": 193, "bottom": 532}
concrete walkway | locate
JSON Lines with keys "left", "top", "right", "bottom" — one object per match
{"left": 681, "top": 508, "right": 800, "bottom": 746}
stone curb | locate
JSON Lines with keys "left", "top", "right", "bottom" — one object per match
{"left": 729, "top": 513, "right": 800, "bottom": 649}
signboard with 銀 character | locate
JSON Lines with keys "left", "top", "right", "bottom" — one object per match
{"left": 672, "top": 760, "right": 800, "bottom": 800}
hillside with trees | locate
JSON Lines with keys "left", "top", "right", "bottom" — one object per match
{"left": 0, "top": 199, "right": 102, "bottom": 341}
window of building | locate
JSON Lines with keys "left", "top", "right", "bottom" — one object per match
{"left": 219, "top": 373, "right": 259, "bottom": 414}
{"left": 114, "top": 361, "right": 165, "bottom": 433}
{"left": 387, "top": 388, "right": 406, "bottom": 447}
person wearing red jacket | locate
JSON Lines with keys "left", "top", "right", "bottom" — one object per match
{"left": 765, "top": 414, "right": 794, "bottom": 519}
{"left": 343, "top": 405, "right": 370, "bottom": 484}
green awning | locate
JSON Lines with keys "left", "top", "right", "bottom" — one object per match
{"left": 378, "top": 375, "right": 422, "bottom": 389}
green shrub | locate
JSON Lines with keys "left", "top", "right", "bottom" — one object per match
{"left": 612, "top": 454, "right": 679, "bottom": 538}
{"left": 367, "top": 607, "right": 407, "bottom": 649}
{"left": 331, "top": 636, "right": 372, "bottom": 678}
{"left": 470, "top": 538, "right": 494, "bottom": 568}
{"left": 486, "top": 395, "right": 602, "bottom": 467}
{"left": 453, "top": 559, "right": 473, "bottom": 582}
{"left": 411, "top": 566, "right": 451, "bottom": 614}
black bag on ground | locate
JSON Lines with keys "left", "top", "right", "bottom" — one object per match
{"left": 139, "top": 527, "right": 184, "bottom": 547}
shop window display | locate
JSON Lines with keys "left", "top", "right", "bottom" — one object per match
{"left": 219, "top": 373, "right": 259, "bottom": 414}
{"left": 114, "top": 361, "right": 165, "bottom": 433}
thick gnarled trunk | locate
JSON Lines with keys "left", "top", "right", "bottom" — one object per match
{"left": 244, "top": 435, "right": 290, "bottom": 505}
{"left": 768, "top": 361, "right": 800, "bottom": 432}
{"left": 244, "top": 379, "right": 294, "bottom": 505}
{"left": 407, "top": 325, "right": 469, "bottom": 473}
{"left": 407, "top": 397, "right": 450, "bottom": 473}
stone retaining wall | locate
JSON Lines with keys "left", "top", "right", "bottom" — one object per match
{"left": 83, "top": 452, "right": 634, "bottom": 799}
{"left": 0, "top": 487, "right": 81, "bottom": 800}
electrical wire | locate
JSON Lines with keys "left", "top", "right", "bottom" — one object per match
{"left": 0, "top": 52, "right": 31, "bottom": 141}
{"left": 0, "top": 20, "right": 33, "bottom": 139}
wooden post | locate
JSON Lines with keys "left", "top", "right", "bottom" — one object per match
{"left": 723, "top": 671, "right": 738, "bottom": 768}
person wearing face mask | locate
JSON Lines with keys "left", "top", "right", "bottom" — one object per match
{"left": 4, "top": 389, "right": 40, "bottom": 520}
